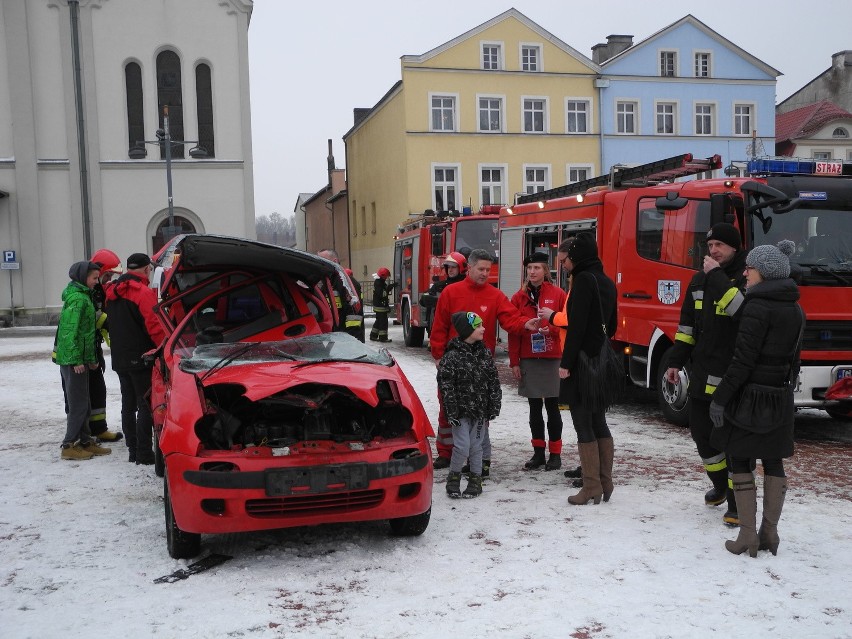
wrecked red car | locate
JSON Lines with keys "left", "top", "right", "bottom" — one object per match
{"left": 149, "top": 235, "right": 433, "bottom": 558}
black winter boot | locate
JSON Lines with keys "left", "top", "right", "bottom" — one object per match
{"left": 564, "top": 466, "right": 582, "bottom": 478}
{"left": 544, "top": 454, "right": 562, "bottom": 471}
{"left": 524, "top": 447, "right": 546, "bottom": 470}
{"left": 446, "top": 471, "right": 462, "bottom": 498}
{"left": 462, "top": 473, "right": 482, "bottom": 498}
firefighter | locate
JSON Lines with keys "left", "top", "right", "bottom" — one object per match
{"left": 419, "top": 251, "right": 467, "bottom": 333}
{"left": 369, "top": 267, "right": 393, "bottom": 342}
{"left": 665, "top": 223, "right": 747, "bottom": 525}
{"left": 345, "top": 268, "right": 366, "bottom": 342}
{"left": 318, "top": 249, "right": 365, "bottom": 342}
{"left": 56, "top": 249, "right": 124, "bottom": 443}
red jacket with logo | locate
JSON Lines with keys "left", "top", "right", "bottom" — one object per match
{"left": 508, "top": 281, "right": 567, "bottom": 367}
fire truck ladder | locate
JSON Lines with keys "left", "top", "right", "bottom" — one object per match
{"left": 516, "top": 153, "right": 722, "bottom": 204}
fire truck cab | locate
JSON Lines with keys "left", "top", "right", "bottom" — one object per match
{"left": 499, "top": 153, "right": 852, "bottom": 424}
{"left": 393, "top": 208, "right": 499, "bottom": 347}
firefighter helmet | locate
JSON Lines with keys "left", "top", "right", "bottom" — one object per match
{"left": 376, "top": 267, "right": 391, "bottom": 279}
{"left": 443, "top": 251, "right": 467, "bottom": 272}
{"left": 90, "top": 248, "right": 122, "bottom": 274}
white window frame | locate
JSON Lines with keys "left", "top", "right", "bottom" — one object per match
{"left": 521, "top": 95, "right": 549, "bottom": 134}
{"left": 566, "top": 164, "right": 595, "bottom": 184}
{"left": 480, "top": 41, "right": 504, "bottom": 71}
{"left": 813, "top": 150, "right": 832, "bottom": 161}
{"left": 655, "top": 100, "right": 678, "bottom": 135}
{"left": 429, "top": 93, "right": 458, "bottom": 132}
{"left": 847, "top": 149, "right": 852, "bottom": 161}
{"left": 519, "top": 42, "right": 542, "bottom": 72}
{"left": 478, "top": 163, "right": 508, "bottom": 207}
{"left": 615, "top": 100, "right": 639, "bottom": 135}
{"left": 476, "top": 94, "right": 505, "bottom": 133}
{"left": 694, "top": 50, "right": 712, "bottom": 78}
{"left": 432, "top": 162, "right": 462, "bottom": 212}
{"left": 659, "top": 49, "right": 678, "bottom": 77}
{"left": 832, "top": 127, "right": 848, "bottom": 138}
{"left": 522, "top": 164, "right": 551, "bottom": 194}
{"left": 565, "top": 98, "right": 592, "bottom": 134}
{"left": 694, "top": 102, "right": 716, "bottom": 136}
{"left": 733, "top": 102, "right": 755, "bottom": 137}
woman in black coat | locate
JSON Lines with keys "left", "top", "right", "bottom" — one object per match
{"left": 709, "top": 240, "right": 803, "bottom": 558}
{"left": 540, "top": 233, "right": 617, "bottom": 505}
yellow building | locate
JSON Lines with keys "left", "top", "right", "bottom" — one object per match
{"left": 344, "top": 8, "right": 600, "bottom": 281}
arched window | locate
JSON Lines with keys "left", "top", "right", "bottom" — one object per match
{"left": 832, "top": 127, "right": 848, "bottom": 138}
{"left": 196, "top": 63, "right": 215, "bottom": 158}
{"left": 125, "top": 62, "right": 144, "bottom": 155}
{"left": 152, "top": 215, "right": 196, "bottom": 253}
{"left": 156, "top": 50, "right": 184, "bottom": 159}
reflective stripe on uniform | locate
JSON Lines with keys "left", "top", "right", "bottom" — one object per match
{"left": 90, "top": 408, "right": 106, "bottom": 423}
{"left": 692, "top": 289, "right": 703, "bottom": 311}
{"left": 702, "top": 451, "right": 727, "bottom": 473}
{"left": 718, "top": 288, "right": 744, "bottom": 316}
{"left": 675, "top": 331, "right": 696, "bottom": 345}
{"left": 704, "top": 374, "right": 722, "bottom": 395}
{"left": 345, "top": 315, "right": 363, "bottom": 328}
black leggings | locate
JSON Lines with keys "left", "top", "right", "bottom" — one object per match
{"left": 528, "top": 397, "right": 563, "bottom": 441}
{"left": 569, "top": 405, "right": 611, "bottom": 443}
{"left": 731, "top": 456, "right": 785, "bottom": 477}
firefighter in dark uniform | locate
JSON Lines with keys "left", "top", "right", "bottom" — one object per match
{"left": 319, "top": 249, "right": 365, "bottom": 342}
{"left": 419, "top": 251, "right": 467, "bottom": 335}
{"left": 370, "top": 267, "right": 393, "bottom": 342}
{"left": 665, "top": 223, "right": 747, "bottom": 525}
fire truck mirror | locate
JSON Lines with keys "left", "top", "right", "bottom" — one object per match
{"left": 710, "top": 193, "right": 736, "bottom": 226}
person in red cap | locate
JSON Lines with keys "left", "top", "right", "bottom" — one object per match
{"left": 665, "top": 223, "right": 748, "bottom": 525}
{"left": 369, "top": 267, "right": 393, "bottom": 342}
{"left": 105, "top": 252, "right": 166, "bottom": 464}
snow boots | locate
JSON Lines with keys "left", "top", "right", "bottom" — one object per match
{"left": 446, "top": 471, "right": 462, "bottom": 498}
{"left": 598, "top": 437, "right": 614, "bottom": 502}
{"left": 758, "top": 475, "right": 787, "bottom": 555}
{"left": 725, "top": 473, "right": 758, "bottom": 557}
{"left": 568, "top": 441, "right": 603, "bottom": 505}
{"left": 463, "top": 473, "right": 482, "bottom": 498}
{"left": 524, "top": 440, "right": 546, "bottom": 469}
{"left": 545, "top": 439, "right": 562, "bottom": 471}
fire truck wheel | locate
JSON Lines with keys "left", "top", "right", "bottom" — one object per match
{"left": 402, "top": 301, "right": 425, "bottom": 347}
{"left": 658, "top": 346, "right": 690, "bottom": 427}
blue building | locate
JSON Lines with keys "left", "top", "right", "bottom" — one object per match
{"left": 594, "top": 15, "right": 780, "bottom": 176}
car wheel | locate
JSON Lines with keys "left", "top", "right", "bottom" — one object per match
{"left": 402, "top": 301, "right": 424, "bottom": 347}
{"left": 389, "top": 506, "right": 431, "bottom": 536}
{"left": 154, "top": 432, "right": 165, "bottom": 478}
{"left": 658, "top": 346, "right": 690, "bottom": 427}
{"left": 826, "top": 404, "right": 852, "bottom": 421}
{"left": 164, "top": 476, "right": 201, "bottom": 559}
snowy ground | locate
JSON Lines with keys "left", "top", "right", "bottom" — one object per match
{"left": 1, "top": 325, "right": 850, "bottom": 639}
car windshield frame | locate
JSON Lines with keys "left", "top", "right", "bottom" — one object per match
{"left": 178, "top": 332, "right": 393, "bottom": 373}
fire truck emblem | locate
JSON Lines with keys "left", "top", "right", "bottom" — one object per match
{"left": 657, "top": 280, "right": 681, "bottom": 305}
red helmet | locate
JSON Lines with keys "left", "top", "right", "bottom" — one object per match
{"left": 90, "top": 248, "right": 122, "bottom": 274}
{"left": 376, "top": 267, "right": 391, "bottom": 279}
{"left": 443, "top": 251, "right": 467, "bottom": 272}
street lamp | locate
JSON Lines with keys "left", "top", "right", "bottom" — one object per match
{"left": 129, "top": 105, "right": 207, "bottom": 241}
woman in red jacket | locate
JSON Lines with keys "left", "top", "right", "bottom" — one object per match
{"left": 509, "top": 252, "right": 567, "bottom": 470}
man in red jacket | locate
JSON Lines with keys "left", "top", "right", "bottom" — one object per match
{"left": 105, "top": 253, "right": 167, "bottom": 464}
{"left": 429, "top": 249, "right": 539, "bottom": 470}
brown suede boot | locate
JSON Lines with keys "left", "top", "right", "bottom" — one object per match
{"left": 758, "top": 475, "right": 787, "bottom": 555}
{"left": 568, "top": 441, "right": 602, "bottom": 505}
{"left": 598, "top": 437, "right": 614, "bottom": 502}
{"left": 725, "top": 473, "right": 758, "bottom": 557}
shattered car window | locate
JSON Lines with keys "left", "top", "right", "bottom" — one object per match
{"left": 179, "top": 332, "right": 393, "bottom": 373}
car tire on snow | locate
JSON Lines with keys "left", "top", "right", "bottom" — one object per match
{"left": 164, "top": 476, "right": 201, "bottom": 559}
{"left": 388, "top": 506, "right": 431, "bottom": 536}
{"left": 154, "top": 433, "right": 165, "bottom": 478}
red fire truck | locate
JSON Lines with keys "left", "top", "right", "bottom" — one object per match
{"left": 393, "top": 208, "right": 500, "bottom": 346}
{"left": 498, "top": 153, "right": 852, "bottom": 424}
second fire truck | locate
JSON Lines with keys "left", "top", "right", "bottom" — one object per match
{"left": 498, "top": 153, "right": 852, "bottom": 424}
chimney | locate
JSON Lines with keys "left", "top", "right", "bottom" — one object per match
{"left": 353, "top": 107, "right": 371, "bottom": 127}
{"left": 832, "top": 50, "right": 852, "bottom": 68}
{"left": 327, "top": 139, "right": 335, "bottom": 174}
{"left": 592, "top": 34, "right": 634, "bottom": 64}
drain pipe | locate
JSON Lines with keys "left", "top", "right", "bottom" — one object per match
{"left": 68, "top": 0, "right": 93, "bottom": 257}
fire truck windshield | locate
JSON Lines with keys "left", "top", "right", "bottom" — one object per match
{"left": 454, "top": 217, "right": 499, "bottom": 260}
{"left": 756, "top": 205, "right": 852, "bottom": 276}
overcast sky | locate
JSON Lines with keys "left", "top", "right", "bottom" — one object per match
{"left": 247, "top": 0, "right": 852, "bottom": 219}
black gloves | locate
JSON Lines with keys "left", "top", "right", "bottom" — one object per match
{"left": 709, "top": 401, "right": 725, "bottom": 429}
